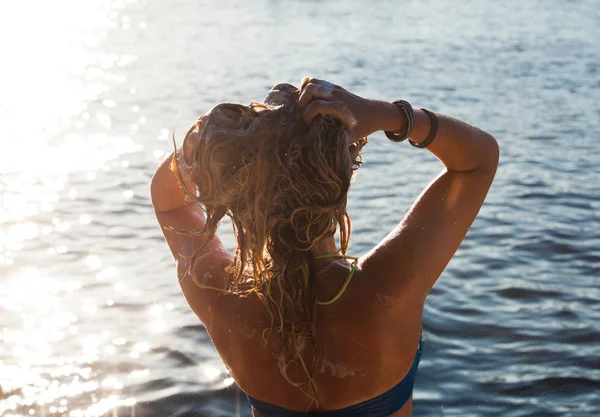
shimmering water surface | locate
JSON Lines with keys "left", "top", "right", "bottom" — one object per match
{"left": 1, "top": 0, "right": 599, "bottom": 416}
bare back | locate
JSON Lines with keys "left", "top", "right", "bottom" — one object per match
{"left": 188, "top": 259, "right": 425, "bottom": 416}
{"left": 151, "top": 78, "right": 499, "bottom": 416}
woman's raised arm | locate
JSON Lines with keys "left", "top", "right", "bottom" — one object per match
{"left": 362, "top": 107, "right": 499, "bottom": 304}
{"left": 298, "top": 78, "right": 499, "bottom": 304}
{"left": 151, "top": 133, "right": 232, "bottom": 325}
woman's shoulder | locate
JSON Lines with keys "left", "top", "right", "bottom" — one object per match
{"left": 317, "top": 257, "right": 423, "bottom": 318}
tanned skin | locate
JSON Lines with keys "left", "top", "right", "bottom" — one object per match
{"left": 151, "top": 78, "right": 499, "bottom": 417}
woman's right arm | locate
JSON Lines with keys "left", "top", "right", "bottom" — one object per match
{"left": 360, "top": 105, "right": 499, "bottom": 303}
{"left": 299, "top": 79, "right": 499, "bottom": 303}
{"left": 380, "top": 104, "right": 500, "bottom": 173}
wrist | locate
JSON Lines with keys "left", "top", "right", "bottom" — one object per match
{"left": 373, "top": 100, "right": 408, "bottom": 134}
{"left": 378, "top": 102, "right": 408, "bottom": 132}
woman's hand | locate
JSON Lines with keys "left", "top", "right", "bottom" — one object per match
{"left": 298, "top": 78, "right": 404, "bottom": 143}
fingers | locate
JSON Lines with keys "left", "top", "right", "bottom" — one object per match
{"left": 303, "top": 100, "right": 357, "bottom": 129}
{"left": 298, "top": 78, "right": 340, "bottom": 109}
{"left": 299, "top": 84, "right": 334, "bottom": 109}
{"left": 299, "top": 78, "right": 359, "bottom": 135}
{"left": 300, "top": 77, "right": 337, "bottom": 91}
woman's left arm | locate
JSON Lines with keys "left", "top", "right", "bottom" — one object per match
{"left": 151, "top": 146, "right": 233, "bottom": 323}
{"left": 151, "top": 150, "right": 197, "bottom": 213}
{"left": 151, "top": 126, "right": 213, "bottom": 253}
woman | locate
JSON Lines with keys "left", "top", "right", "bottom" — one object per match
{"left": 151, "top": 78, "right": 499, "bottom": 417}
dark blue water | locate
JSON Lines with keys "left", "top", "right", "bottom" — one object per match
{"left": 1, "top": 0, "right": 599, "bottom": 416}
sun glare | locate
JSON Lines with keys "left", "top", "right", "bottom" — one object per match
{"left": 0, "top": 1, "right": 150, "bottom": 416}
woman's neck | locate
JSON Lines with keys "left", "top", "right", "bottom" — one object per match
{"left": 310, "top": 236, "right": 339, "bottom": 258}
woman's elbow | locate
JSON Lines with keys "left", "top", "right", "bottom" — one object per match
{"left": 482, "top": 132, "right": 500, "bottom": 169}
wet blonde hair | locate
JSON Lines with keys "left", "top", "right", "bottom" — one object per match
{"left": 176, "top": 93, "right": 364, "bottom": 400}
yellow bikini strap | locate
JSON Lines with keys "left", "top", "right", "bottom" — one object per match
{"left": 315, "top": 254, "right": 358, "bottom": 305}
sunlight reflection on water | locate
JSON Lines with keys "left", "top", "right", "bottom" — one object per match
{"left": 0, "top": 268, "right": 143, "bottom": 416}
{"left": 0, "top": 0, "right": 148, "bottom": 416}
